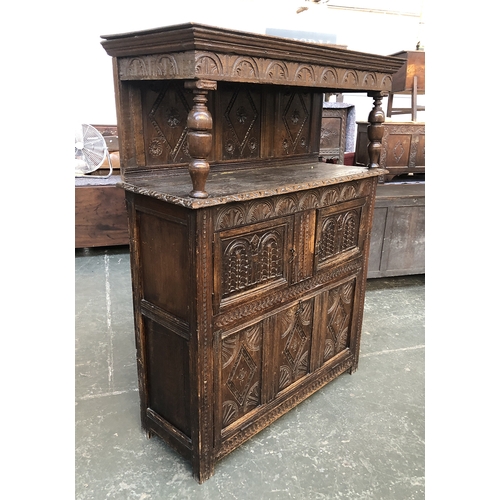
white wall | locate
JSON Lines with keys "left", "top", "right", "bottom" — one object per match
{"left": 73, "top": 0, "right": 426, "bottom": 125}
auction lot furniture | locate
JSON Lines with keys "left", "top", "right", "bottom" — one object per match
{"left": 367, "top": 182, "right": 424, "bottom": 278}
{"left": 386, "top": 50, "right": 425, "bottom": 121}
{"left": 101, "top": 23, "right": 404, "bottom": 483}
{"left": 75, "top": 175, "right": 128, "bottom": 248}
{"left": 355, "top": 121, "right": 425, "bottom": 182}
{"left": 75, "top": 126, "right": 129, "bottom": 248}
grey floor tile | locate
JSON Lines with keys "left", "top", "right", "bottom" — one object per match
{"left": 75, "top": 247, "right": 424, "bottom": 499}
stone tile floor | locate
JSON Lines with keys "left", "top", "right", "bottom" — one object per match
{"left": 75, "top": 246, "right": 424, "bottom": 499}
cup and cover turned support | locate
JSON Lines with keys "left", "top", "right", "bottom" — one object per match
{"left": 185, "top": 80, "right": 217, "bottom": 198}
{"left": 366, "top": 91, "right": 387, "bottom": 169}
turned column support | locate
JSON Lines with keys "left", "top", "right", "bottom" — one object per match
{"left": 185, "top": 79, "right": 217, "bottom": 198}
{"left": 366, "top": 91, "right": 387, "bottom": 169}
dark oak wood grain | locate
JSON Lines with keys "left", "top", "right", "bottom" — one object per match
{"left": 101, "top": 22, "right": 404, "bottom": 483}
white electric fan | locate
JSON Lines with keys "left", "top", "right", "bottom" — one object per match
{"left": 75, "top": 124, "right": 113, "bottom": 178}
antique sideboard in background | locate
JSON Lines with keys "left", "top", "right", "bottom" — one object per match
{"left": 75, "top": 125, "right": 129, "bottom": 248}
{"left": 354, "top": 120, "right": 425, "bottom": 183}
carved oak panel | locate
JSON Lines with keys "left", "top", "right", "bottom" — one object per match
{"left": 142, "top": 81, "right": 194, "bottom": 166}
{"left": 276, "top": 90, "right": 313, "bottom": 156}
{"left": 275, "top": 299, "right": 314, "bottom": 393}
{"left": 315, "top": 198, "right": 367, "bottom": 271}
{"left": 214, "top": 216, "right": 293, "bottom": 310}
{"left": 219, "top": 322, "right": 264, "bottom": 429}
{"left": 323, "top": 279, "right": 356, "bottom": 362}
{"left": 219, "top": 86, "right": 261, "bottom": 160}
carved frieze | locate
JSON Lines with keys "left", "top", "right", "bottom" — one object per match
{"left": 215, "top": 181, "right": 364, "bottom": 231}
{"left": 118, "top": 51, "right": 393, "bottom": 91}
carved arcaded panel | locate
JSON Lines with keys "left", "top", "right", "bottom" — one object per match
{"left": 317, "top": 207, "right": 362, "bottom": 264}
{"left": 324, "top": 280, "right": 355, "bottom": 362}
{"left": 221, "top": 227, "right": 286, "bottom": 299}
{"left": 215, "top": 258, "right": 362, "bottom": 330}
{"left": 215, "top": 182, "right": 364, "bottom": 231}
{"left": 220, "top": 323, "right": 263, "bottom": 428}
{"left": 118, "top": 51, "right": 393, "bottom": 91}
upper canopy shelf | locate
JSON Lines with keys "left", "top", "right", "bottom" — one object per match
{"left": 101, "top": 22, "right": 405, "bottom": 93}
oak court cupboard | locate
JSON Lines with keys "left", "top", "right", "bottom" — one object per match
{"left": 101, "top": 23, "right": 405, "bottom": 483}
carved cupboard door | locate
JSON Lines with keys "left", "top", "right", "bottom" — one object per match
{"left": 319, "top": 278, "right": 357, "bottom": 364}
{"left": 272, "top": 298, "right": 315, "bottom": 395}
{"left": 315, "top": 197, "right": 369, "bottom": 271}
{"left": 213, "top": 216, "right": 294, "bottom": 312}
{"left": 217, "top": 321, "right": 265, "bottom": 433}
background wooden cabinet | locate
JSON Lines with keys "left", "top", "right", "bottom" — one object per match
{"left": 75, "top": 177, "right": 129, "bottom": 248}
{"left": 367, "top": 183, "right": 424, "bottom": 278}
{"left": 355, "top": 121, "right": 425, "bottom": 182}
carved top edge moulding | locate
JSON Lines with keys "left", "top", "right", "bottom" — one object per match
{"left": 101, "top": 22, "right": 404, "bottom": 91}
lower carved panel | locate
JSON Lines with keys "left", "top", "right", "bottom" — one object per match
{"left": 216, "top": 354, "right": 354, "bottom": 461}
{"left": 275, "top": 299, "right": 314, "bottom": 392}
{"left": 220, "top": 323, "right": 264, "bottom": 428}
{"left": 323, "top": 279, "right": 355, "bottom": 362}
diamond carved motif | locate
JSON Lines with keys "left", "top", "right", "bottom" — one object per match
{"left": 227, "top": 346, "right": 257, "bottom": 405}
{"left": 147, "top": 83, "right": 191, "bottom": 162}
{"left": 284, "top": 320, "right": 307, "bottom": 367}
{"left": 224, "top": 89, "right": 259, "bottom": 157}
{"left": 282, "top": 92, "right": 309, "bottom": 152}
{"left": 392, "top": 141, "right": 405, "bottom": 164}
{"left": 324, "top": 282, "right": 354, "bottom": 361}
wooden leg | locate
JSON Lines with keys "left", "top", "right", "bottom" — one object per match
{"left": 193, "top": 459, "right": 216, "bottom": 484}
{"left": 387, "top": 92, "right": 394, "bottom": 118}
{"left": 411, "top": 75, "right": 418, "bottom": 121}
